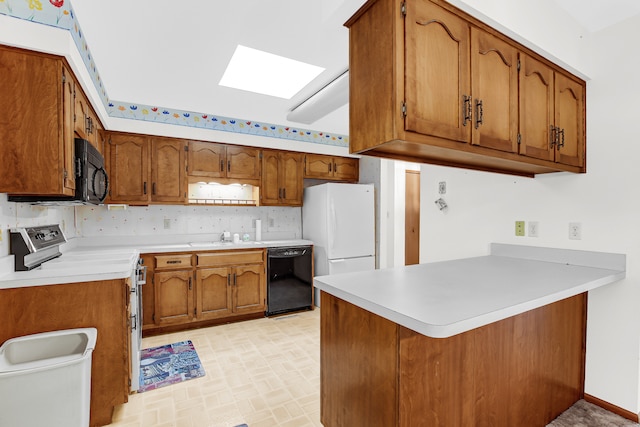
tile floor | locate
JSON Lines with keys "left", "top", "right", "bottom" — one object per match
{"left": 111, "top": 310, "right": 321, "bottom": 427}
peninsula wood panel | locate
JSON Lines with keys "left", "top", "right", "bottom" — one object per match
{"left": 320, "top": 292, "right": 586, "bottom": 427}
{"left": 320, "top": 292, "right": 398, "bottom": 427}
{"left": 0, "top": 280, "right": 130, "bottom": 427}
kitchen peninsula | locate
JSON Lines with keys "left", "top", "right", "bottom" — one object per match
{"left": 315, "top": 244, "right": 626, "bottom": 427}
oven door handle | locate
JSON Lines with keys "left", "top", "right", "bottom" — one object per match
{"left": 130, "top": 314, "right": 137, "bottom": 331}
{"left": 137, "top": 265, "right": 147, "bottom": 285}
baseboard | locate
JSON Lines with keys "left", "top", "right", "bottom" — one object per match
{"left": 584, "top": 393, "right": 639, "bottom": 422}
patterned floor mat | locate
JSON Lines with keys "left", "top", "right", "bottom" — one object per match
{"left": 138, "top": 340, "right": 205, "bottom": 393}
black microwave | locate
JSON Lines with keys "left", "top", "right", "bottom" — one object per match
{"left": 9, "top": 138, "right": 109, "bottom": 205}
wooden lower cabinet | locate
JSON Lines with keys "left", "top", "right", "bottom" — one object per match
{"left": 0, "top": 279, "right": 131, "bottom": 427}
{"left": 154, "top": 269, "right": 194, "bottom": 325}
{"left": 320, "top": 292, "right": 586, "bottom": 427}
{"left": 143, "top": 249, "right": 266, "bottom": 335}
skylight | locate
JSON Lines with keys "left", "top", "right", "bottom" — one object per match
{"left": 219, "top": 45, "right": 325, "bottom": 99}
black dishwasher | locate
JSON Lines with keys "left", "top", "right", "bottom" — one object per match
{"left": 266, "top": 246, "right": 313, "bottom": 316}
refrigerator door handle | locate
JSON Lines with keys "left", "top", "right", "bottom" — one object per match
{"left": 329, "top": 259, "right": 345, "bottom": 263}
{"left": 329, "top": 199, "right": 337, "bottom": 253}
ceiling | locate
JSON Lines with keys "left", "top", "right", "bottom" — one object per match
{"left": 68, "top": 0, "right": 640, "bottom": 140}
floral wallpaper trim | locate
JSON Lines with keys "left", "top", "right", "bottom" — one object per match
{"left": 0, "top": 0, "right": 349, "bottom": 147}
{"left": 108, "top": 101, "right": 348, "bottom": 146}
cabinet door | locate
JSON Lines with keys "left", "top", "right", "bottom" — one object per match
{"left": 470, "top": 28, "right": 518, "bottom": 153}
{"left": 0, "top": 48, "right": 73, "bottom": 195}
{"left": 304, "top": 154, "right": 334, "bottom": 179}
{"left": 333, "top": 157, "right": 359, "bottom": 182}
{"left": 107, "top": 133, "right": 150, "bottom": 203}
{"left": 61, "top": 65, "right": 76, "bottom": 193}
{"left": 519, "top": 54, "right": 555, "bottom": 162}
{"left": 74, "top": 87, "right": 100, "bottom": 150}
{"left": 154, "top": 270, "right": 194, "bottom": 325}
{"left": 554, "top": 73, "right": 585, "bottom": 168}
{"left": 188, "top": 141, "right": 225, "bottom": 178}
{"left": 227, "top": 146, "right": 261, "bottom": 180}
{"left": 151, "top": 138, "right": 186, "bottom": 203}
{"left": 405, "top": 1, "right": 470, "bottom": 143}
{"left": 196, "top": 267, "right": 233, "bottom": 320}
{"left": 233, "top": 264, "right": 265, "bottom": 314}
{"left": 280, "top": 152, "right": 304, "bottom": 206}
{"left": 260, "top": 150, "right": 281, "bottom": 205}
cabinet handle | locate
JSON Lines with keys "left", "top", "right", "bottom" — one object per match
{"left": 188, "top": 277, "right": 192, "bottom": 290}
{"left": 279, "top": 188, "right": 283, "bottom": 199}
{"left": 227, "top": 274, "right": 231, "bottom": 286}
{"left": 549, "top": 125, "right": 556, "bottom": 148}
{"left": 474, "top": 99, "right": 483, "bottom": 129}
{"left": 143, "top": 182, "right": 147, "bottom": 195}
{"left": 85, "top": 116, "right": 91, "bottom": 134}
{"left": 233, "top": 273, "right": 237, "bottom": 286}
{"left": 228, "top": 160, "right": 231, "bottom": 172}
{"left": 557, "top": 128, "right": 565, "bottom": 149}
{"left": 220, "top": 159, "right": 224, "bottom": 172}
{"left": 328, "top": 162, "right": 332, "bottom": 172}
{"left": 152, "top": 182, "right": 156, "bottom": 195}
{"left": 462, "top": 95, "right": 472, "bottom": 126}
{"left": 166, "top": 260, "right": 182, "bottom": 265}
{"left": 283, "top": 188, "right": 286, "bottom": 199}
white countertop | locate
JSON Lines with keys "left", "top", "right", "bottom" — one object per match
{"left": 313, "top": 243, "right": 626, "bottom": 338}
{"left": 0, "top": 237, "right": 313, "bottom": 290}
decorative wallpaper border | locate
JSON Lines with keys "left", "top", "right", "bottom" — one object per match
{"left": 0, "top": 0, "right": 349, "bottom": 147}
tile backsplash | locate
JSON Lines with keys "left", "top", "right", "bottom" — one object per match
{"left": 77, "top": 204, "right": 301, "bottom": 241}
{"left": 0, "top": 193, "right": 301, "bottom": 258}
{"left": 0, "top": 194, "right": 77, "bottom": 257}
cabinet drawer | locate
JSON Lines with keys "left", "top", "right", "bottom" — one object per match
{"left": 155, "top": 254, "right": 193, "bottom": 269}
{"left": 197, "top": 250, "right": 264, "bottom": 267}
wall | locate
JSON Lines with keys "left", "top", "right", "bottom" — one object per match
{"left": 0, "top": 195, "right": 77, "bottom": 257}
{"left": 77, "top": 204, "right": 301, "bottom": 241}
{"left": 419, "top": 1, "right": 640, "bottom": 414}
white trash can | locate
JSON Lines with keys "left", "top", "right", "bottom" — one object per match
{"left": 0, "top": 328, "right": 97, "bottom": 427}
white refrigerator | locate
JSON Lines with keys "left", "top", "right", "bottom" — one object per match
{"left": 302, "top": 183, "right": 376, "bottom": 306}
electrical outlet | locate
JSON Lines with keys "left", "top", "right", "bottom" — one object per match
{"left": 515, "top": 221, "right": 525, "bottom": 237}
{"left": 569, "top": 222, "right": 582, "bottom": 240}
{"left": 438, "top": 181, "right": 446, "bottom": 195}
{"left": 163, "top": 217, "right": 171, "bottom": 229}
{"left": 528, "top": 221, "right": 539, "bottom": 237}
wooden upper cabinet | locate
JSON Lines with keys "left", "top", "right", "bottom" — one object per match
{"left": 106, "top": 133, "right": 150, "bottom": 204}
{"left": 470, "top": 28, "right": 519, "bottom": 153}
{"left": 106, "top": 132, "right": 186, "bottom": 204}
{"left": 304, "top": 154, "right": 359, "bottom": 182}
{"left": 405, "top": 0, "right": 470, "bottom": 143}
{"left": 261, "top": 150, "right": 303, "bottom": 206}
{"left": 554, "top": 72, "right": 585, "bottom": 167}
{"left": 151, "top": 137, "right": 186, "bottom": 203}
{"left": 519, "top": 54, "right": 584, "bottom": 168}
{"left": 187, "top": 141, "right": 260, "bottom": 182}
{"left": 226, "top": 146, "right": 261, "bottom": 180}
{"left": 0, "top": 46, "right": 76, "bottom": 195}
{"left": 61, "top": 65, "right": 76, "bottom": 193}
{"left": 346, "top": 0, "right": 586, "bottom": 176}
{"left": 188, "top": 141, "right": 227, "bottom": 179}
{"left": 73, "top": 85, "right": 102, "bottom": 154}
{"left": 280, "top": 152, "right": 304, "bottom": 205}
